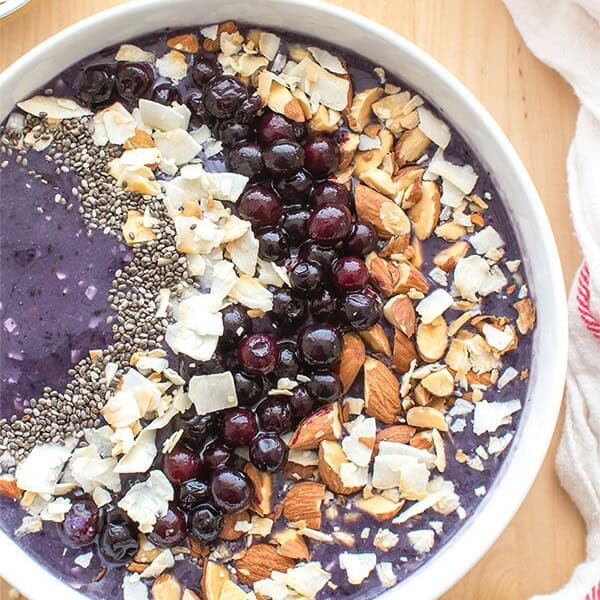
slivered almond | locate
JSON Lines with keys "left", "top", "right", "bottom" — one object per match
{"left": 318, "top": 440, "right": 363, "bottom": 495}
{"left": 409, "top": 181, "right": 441, "bottom": 240}
{"left": 375, "top": 425, "right": 416, "bottom": 449}
{"left": 334, "top": 333, "right": 365, "bottom": 393}
{"left": 354, "top": 495, "right": 404, "bottom": 521}
{"left": 514, "top": 298, "right": 536, "bottom": 334}
{"left": 416, "top": 316, "right": 448, "bottom": 362}
{"left": 353, "top": 129, "right": 394, "bottom": 175}
{"left": 201, "top": 560, "right": 229, "bottom": 600}
{"left": 167, "top": 33, "right": 200, "bottom": 53}
{"left": 348, "top": 87, "right": 384, "bottom": 132}
{"left": 355, "top": 184, "right": 411, "bottom": 239}
{"left": 383, "top": 295, "right": 415, "bottom": 337}
{"left": 393, "top": 330, "right": 417, "bottom": 373}
{"left": 406, "top": 406, "right": 448, "bottom": 431}
{"left": 244, "top": 463, "right": 272, "bottom": 517}
{"left": 283, "top": 482, "right": 326, "bottom": 529}
{"left": 337, "top": 131, "right": 360, "bottom": 169}
{"left": 421, "top": 368, "right": 454, "bottom": 397}
{"left": 289, "top": 403, "right": 342, "bottom": 450}
{"left": 360, "top": 324, "right": 391, "bottom": 356}
{"left": 364, "top": 357, "right": 401, "bottom": 424}
{"left": 394, "top": 128, "right": 430, "bottom": 165}
{"left": 235, "top": 544, "right": 295, "bottom": 586}
{"left": 272, "top": 528, "right": 310, "bottom": 561}
{"left": 220, "top": 510, "right": 249, "bottom": 541}
{"left": 434, "top": 241, "right": 469, "bottom": 272}
{"left": 151, "top": 574, "right": 182, "bottom": 600}
{"left": 0, "top": 476, "right": 22, "bottom": 499}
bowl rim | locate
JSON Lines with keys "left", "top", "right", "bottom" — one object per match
{"left": 0, "top": 1, "right": 568, "bottom": 599}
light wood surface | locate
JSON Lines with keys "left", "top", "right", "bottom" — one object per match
{"left": 0, "top": 1, "right": 585, "bottom": 598}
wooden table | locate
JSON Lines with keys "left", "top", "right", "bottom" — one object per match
{"left": 0, "top": 0, "right": 585, "bottom": 598}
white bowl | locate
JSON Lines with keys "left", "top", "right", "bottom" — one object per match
{"left": 0, "top": 1, "right": 568, "bottom": 598}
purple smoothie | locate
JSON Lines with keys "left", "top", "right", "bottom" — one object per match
{"left": 0, "top": 23, "right": 533, "bottom": 600}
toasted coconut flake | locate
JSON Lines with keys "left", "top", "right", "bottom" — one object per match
{"left": 473, "top": 399, "right": 521, "bottom": 435}
{"left": 167, "top": 33, "right": 200, "bottom": 53}
{"left": 189, "top": 372, "right": 237, "bottom": 415}
{"left": 416, "top": 289, "right": 453, "bottom": 325}
{"left": 18, "top": 96, "right": 91, "bottom": 120}
{"left": 139, "top": 99, "right": 189, "bottom": 131}
{"left": 258, "top": 31, "right": 281, "bottom": 60}
{"left": 434, "top": 241, "right": 470, "bottom": 272}
{"left": 407, "top": 529, "right": 435, "bottom": 554}
{"left": 514, "top": 298, "right": 536, "bottom": 334}
{"left": 157, "top": 50, "right": 188, "bottom": 81}
{"left": 339, "top": 552, "right": 377, "bottom": 585}
{"left": 417, "top": 107, "right": 451, "bottom": 149}
{"left": 115, "top": 44, "right": 156, "bottom": 62}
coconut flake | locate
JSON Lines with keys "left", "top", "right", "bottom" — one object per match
{"left": 115, "top": 44, "right": 155, "bottom": 63}
{"left": 426, "top": 149, "right": 478, "bottom": 194}
{"left": 123, "top": 573, "right": 149, "bottom": 600}
{"left": 229, "top": 275, "right": 273, "bottom": 311}
{"left": 259, "top": 32, "right": 281, "bottom": 61}
{"left": 115, "top": 429, "right": 157, "bottom": 474}
{"left": 138, "top": 99, "right": 188, "bottom": 131}
{"left": 308, "top": 46, "right": 347, "bottom": 74}
{"left": 470, "top": 226, "right": 505, "bottom": 257}
{"left": 189, "top": 371, "right": 238, "bottom": 415}
{"left": 157, "top": 50, "right": 188, "bottom": 81}
{"left": 154, "top": 129, "right": 200, "bottom": 165}
{"left": 416, "top": 288, "right": 453, "bottom": 324}
{"left": 17, "top": 96, "right": 91, "bottom": 120}
{"left": 417, "top": 107, "right": 451, "bottom": 149}
{"left": 16, "top": 443, "right": 72, "bottom": 495}
{"left": 339, "top": 552, "right": 377, "bottom": 585}
{"left": 473, "top": 399, "right": 521, "bottom": 435}
{"left": 227, "top": 228, "right": 259, "bottom": 276}
{"left": 407, "top": 529, "right": 435, "bottom": 553}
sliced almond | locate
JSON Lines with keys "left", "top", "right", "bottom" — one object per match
{"left": 235, "top": 544, "right": 295, "bottom": 586}
{"left": 416, "top": 316, "right": 448, "bottom": 362}
{"left": 272, "top": 528, "right": 310, "bottom": 560}
{"left": 394, "top": 127, "right": 431, "bottom": 165}
{"left": 406, "top": 406, "right": 448, "bottom": 432}
{"left": 283, "top": 481, "right": 326, "bottom": 529}
{"left": 409, "top": 181, "right": 441, "bottom": 240}
{"left": 289, "top": 403, "right": 342, "bottom": 450}
{"left": 337, "top": 131, "right": 360, "bottom": 170}
{"left": 383, "top": 295, "right": 416, "bottom": 337}
{"left": 355, "top": 184, "right": 411, "bottom": 239}
{"left": 410, "top": 237, "right": 424, "bottom": 270}
{"left": 0, "top": 475, "right": 22, "bottom": 499}
{"left": 353, "top": 129, "right": 394, "bottom": 175}
{"left": 201, "top": 560, "right": 229, "bottom": 600}
{"left": 167, "top": 33, "right": 200, "bottom": 53}
{"left": 434, "top": 241, "right": 469, "bottom": 272}
{"left": 514, "top": 298, "right": 536, "bottom": 335}
{"left": 375, "top": 425, "right": 416, "bottom": 450}
{"left": 220, "top": 510, "right": 250, "bottom": 541}
{"left": 151, "top": 574, "right": 182, "bottom": 600}
{"left": 421, "top": 368, "right": 454, "bottom": 397}
{"left": 360, "top": 324, "right": 392, "bottom": 356}
{"left": 393, "top": 330, "right": 417, "bottom": 373}
{"left": 267, "top": 81, "right": 305, "bottom": 122}
{"left": 318, "top": 440, "right": 363, "bottom": 495}
{"left": 348, "top": 87, "right": 384, "bottom": 132}
{"left": 354, "top": 495, "right": 404, "bottom": 521}
{"left": 334, "top": 333, "right": 366, "bottom": 393}
{"left": 244, "top": 463, "right": 272, "bottom": 516}
{"left": 364, "top": 357, "right": 401, "bottom": 424}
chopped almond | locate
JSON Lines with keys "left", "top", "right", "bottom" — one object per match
{"left": 375, "top": 425, "right": 416, "bottom": 450}
{"left": 334, "top": 333, "right": 366, "bottom": 393}
{"left": 393, "top": 330, "right": 417, "bottom": 373}
{"left": 355, "top": 184, "right": 411, "bottom": 239}
{"left": 360, "top": 324, "right": 392, "bottom": 356}
{"left": 220, "top": 510, "right": 250, "bottom": 541}
{"left": 355, "top": 495, "right": 404, "bottom": 521}
{"left": 364, "top": 357, "right": 401, "bottom": 424}
{"left": 434, "top": 241, "right": 469, "bottom": 272}
{"left": 408, "top": 181, "right": 441, "bottom": 240}
{"left": 383, "top": 295, "right": 416, "bottom": 337}
{"left": 514, "top": 298, "right": 536, "bottom": 334}
{"left": 421, "top": 368, "right": 454, "bottom": 397}
{"left": 318, "top": 440, "right": 363, "bottom": 495}
{"left": 416, "top": 316, "right": 448, "bottom": 362}
{"left": 235, "top": 543, "right": 295, "bottom": 586}
{"left": 151, "top": 574, "right": 182, "bottom": 600}
{"left": 348, "top": 87, "right": 384, "bottom": 132}
{"left": 283, "top": 481, "right": 326, "bottom": 529}
{"left": 289, "top": 403, "right": 342, "bottom": 450}
{"left": 201, "top": 560, "right": 229, "bottom": 600}
{"left": 395, "top": 127, "right": 431, "bottom": 165}
{"left": 244, "top": 463, "right": 272, "bottom": 516}
{"left": 337, "top": 131, "right": 360, "bottom": 169}
{"left": 406, "top": 406, "right": 448, "bottom": 431}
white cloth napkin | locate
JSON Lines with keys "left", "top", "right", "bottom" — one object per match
{"left": 503, "top": 1, "right": 600, "bottom": 598}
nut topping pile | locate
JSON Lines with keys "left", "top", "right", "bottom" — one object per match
{"left": 0, "top": 21, "right": 536, "bottom": 600}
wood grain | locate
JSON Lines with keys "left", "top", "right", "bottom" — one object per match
{"left": 0, "top": 0, "right": 584, "bottom": 598}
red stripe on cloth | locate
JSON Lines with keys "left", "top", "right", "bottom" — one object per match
{"left": 585, "top": 580, "right": 600, "bottom": 600}
{"left": 577, "top": 263, "right": 600, "bottom": 339}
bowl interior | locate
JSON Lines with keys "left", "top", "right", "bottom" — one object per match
{"left": 0, "top": 1, "right": 567, "bottom": 599}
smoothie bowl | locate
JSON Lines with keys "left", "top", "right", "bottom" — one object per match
{"left": 0, "top": 1, "right": 567, "bottom": 599}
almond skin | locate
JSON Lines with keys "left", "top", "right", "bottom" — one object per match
{"left": 334, "top": 333, "right": 366, "bottom": 393}
{"left": 288, "top": 403, "right": 342, "bottom": 450}
{"left": 0, "top": 476, "right": 22, "bottom": 500}
{"left": 366, "top": 253, "right": 400, "bottom": 297}
{"left": 235, "top": 544, "right": 295, "bottom": 586}
{"left": 364, "top": 356, "right": 401, "bottom": 424}
{"left": 283, "top": 481, "right": 326, "bottom": 529}
{"left": 375, "top": 425, "right": 416, "bottom": 449}
{"left": 355, "top": 184, "right": 411, "bottom": 239}
{"left": 318, "top": 440, "right": 363, "bottom": 495}
{"left": 393, "top": 329, "right": 417, "bottom": 373}
{"left": 408, "top": 180, "right": 441, "bottom": 240}
{"left": 383, "top": 295, "right": 416, "bottom": 337}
